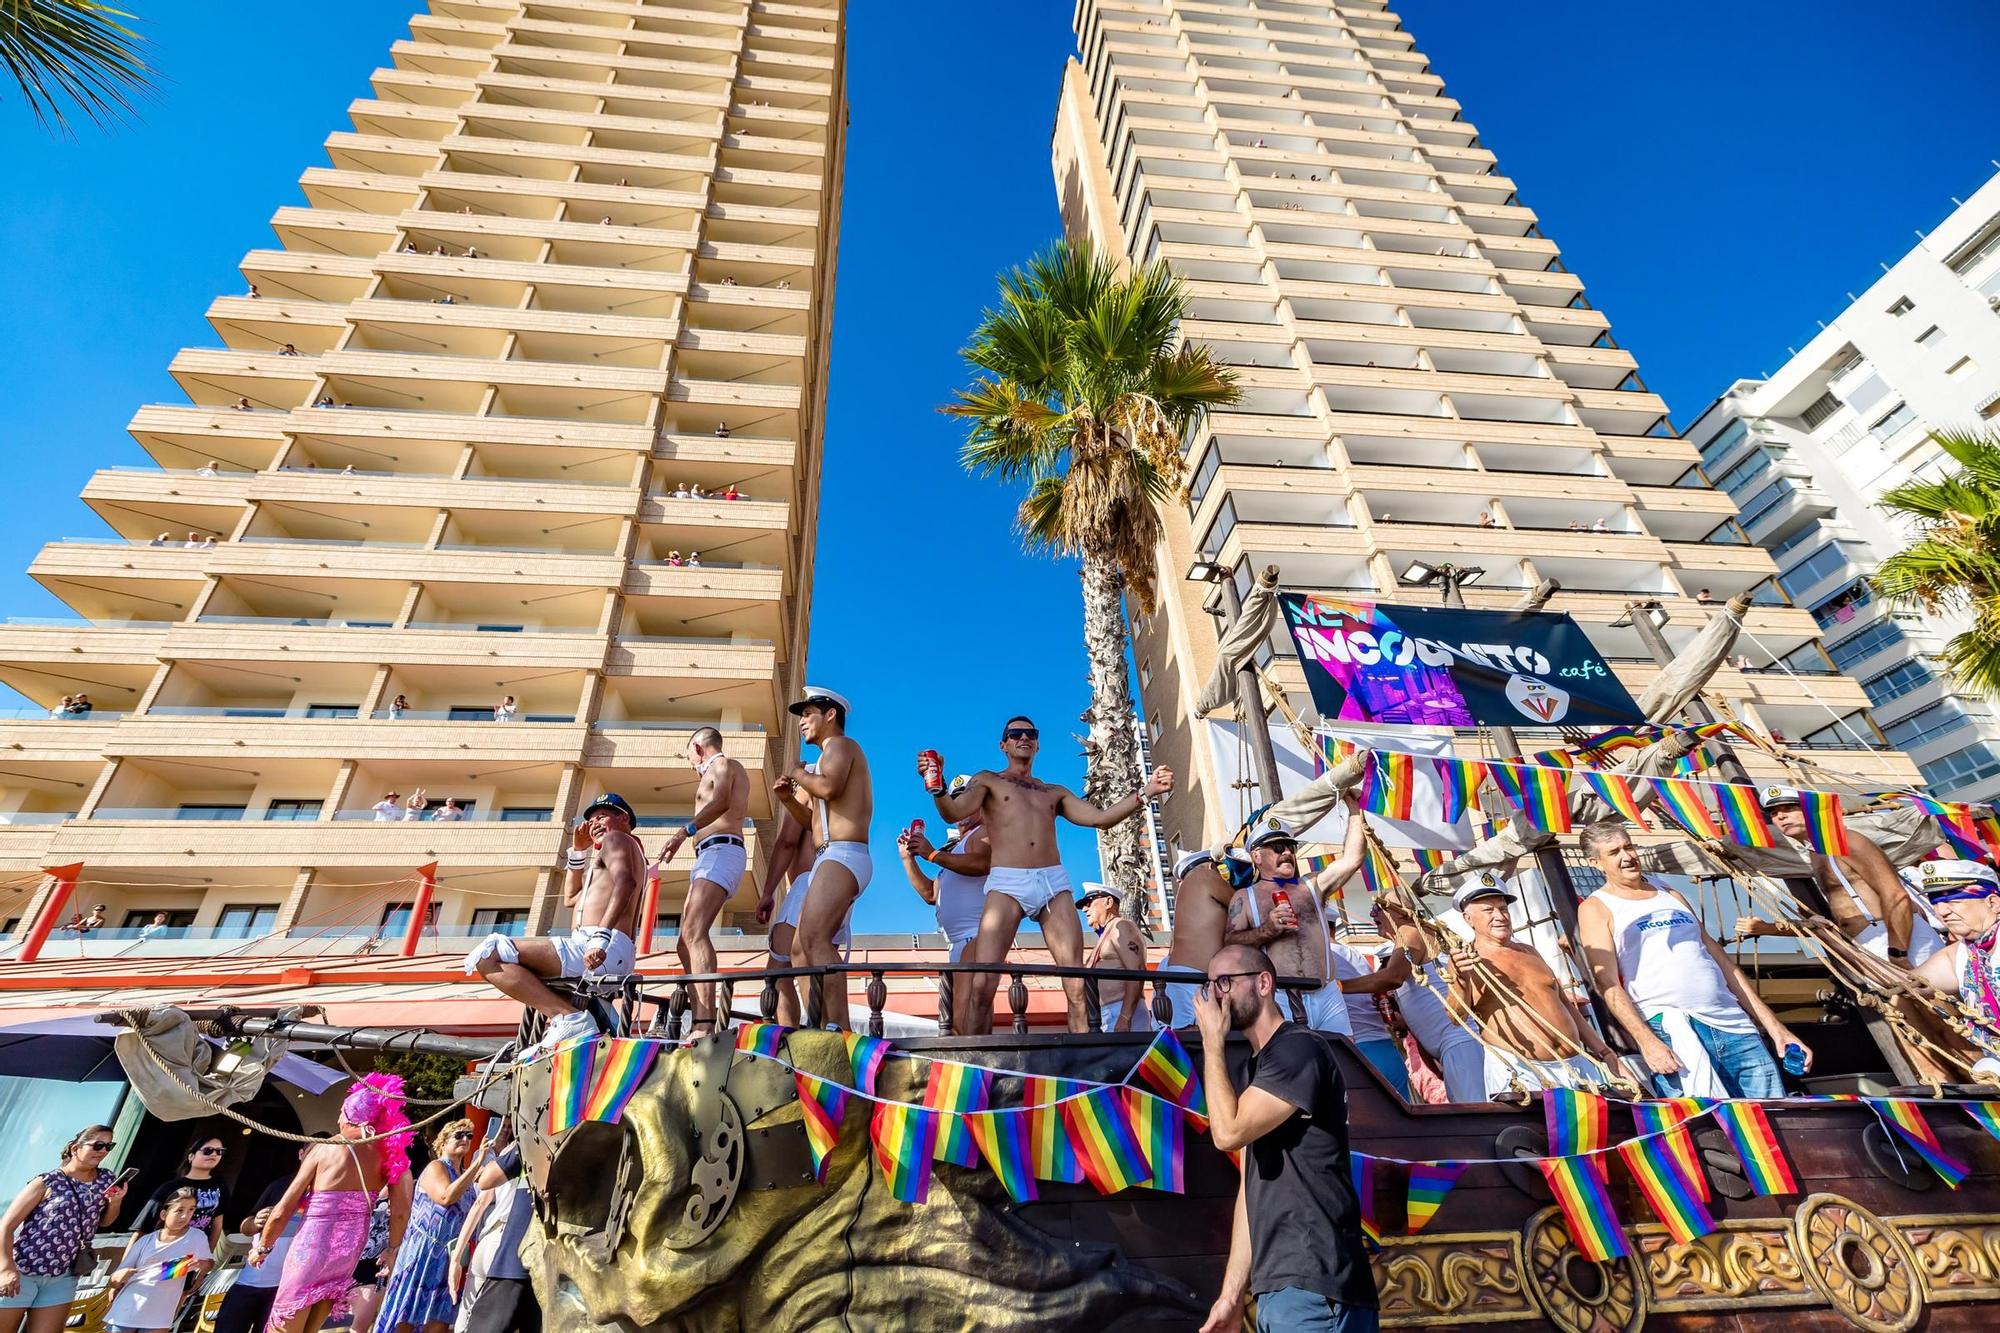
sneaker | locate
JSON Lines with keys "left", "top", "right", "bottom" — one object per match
{"left": 517, "top": 1008, "right": 599, "bottom": 1064}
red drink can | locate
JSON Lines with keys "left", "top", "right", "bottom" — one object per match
{"left": 1271, "top": 889, "right": 1292, "bottom": 915}
{"left": 918, "top": 749, "right": 943, "bottom": 791}
{"left": 910, "top": 818, "right": 925, "bottom": 838}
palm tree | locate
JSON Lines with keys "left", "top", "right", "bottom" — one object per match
{"left": 1, "top": 0, "right": 150, "bottom": 132}
{"left": 945, "top": 240, "right": 1239, "bottom": 920}
{"left": 1871, "top": 428, "right": 2000, "bottom": 699}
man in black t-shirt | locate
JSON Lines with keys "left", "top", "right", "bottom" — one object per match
{"left": 1195, "top": 943, "right": 1379, "bottom": 1332}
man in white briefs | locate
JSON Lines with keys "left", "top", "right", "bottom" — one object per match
{"left": 895, "top": 775, "right": 990, "bottom": 1028}
{"left": 756, "top": 807, "right": 837, "bottom": 1027}
{"left": 922, "top": 715, "right": 1173, "bottom": 1034}
{"left": 1081, "top": 884, "right": 1151, "bottom": 1033}
{"left": 651, "top": 725, "right": 749, "bottom": 1035}
{"left": 773, "top": 687, "right": 872, "bottom": 1031}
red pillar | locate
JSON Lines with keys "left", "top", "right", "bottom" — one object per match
{"left": 400, "top": 862, "right": 438, "bottom": 958}
{"left": 17, "top": 864, "right": 84, "bottom": 963}
{"left": 638, "top": 867, "right": 661, "bottom": 954}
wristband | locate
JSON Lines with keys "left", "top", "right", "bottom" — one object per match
{"left": 683, "top": 822, "right": 698, "bottom": 838}
{"left": 565, "top": 850, "right": 587, "bottom": 871}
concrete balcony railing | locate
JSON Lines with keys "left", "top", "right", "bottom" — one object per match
{"left": 102, "top": 714, "right": 590, "bottom": 764}
{"left": 279, "top": 404, "right": 655, "bottom": 454}
{"left": 45, "top": 815, "right": 566, "bottom": 869}
{"left": 162, "top": 618, "right": 608, "bottom": 669}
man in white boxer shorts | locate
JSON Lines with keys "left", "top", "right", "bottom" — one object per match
{"left": 652, "top": 726, "right": 751, "bottom": 1035}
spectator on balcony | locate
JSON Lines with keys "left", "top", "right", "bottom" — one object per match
{"left": 388, "top": 694, "right": 410, "bottom": 720}
{"left": 246, "top": 284, "right": 261, "bottom": 298}
{"left": 373, "top": 793, "right": 403, "bottom": 822}
{"left": 137, "top": 912, "right": 172, "bottom": 942}
{"left": 776, "top": 279, "right": 791, "bottom": 290}
{"left": 1696, "top": 588, "right": 1717, "bottom": 604}
{"left": 150, "top": 533, "right": 170, "bottom": 546}
{"left": 402, "top": 241, "right": 418, "bottom": 254}
{"left": 404, "top": 790, "right": 430, "bottom": 822}
{"left": 1566, "top": 520, "right": 1584, "bottom": 532}
{"left": 278, "top": 344, "right": 300, "bottom": 357}
{"left": 341, "top": 464, "right": 358, "bottom": 476}
{"left": 64, "top": 694, "right": 92, "bottom": 718}
{"left": 50, "top": 695, "right": 73, "bottom": 718}
{"left": 671, "top": 482, "right": 690, "bottom": 499}
{"left": 685, "top": 552, "right": 701, "bottom": 567}
{"left": 79, "top": 905, "right": 106, "bottom": 934}
{"left": 198, "top": 535, "right": 217, "bottom": 550}
{"left": 1731, "top": 653, "right": 1755, "bottom": 670}
{"left": 432, "top": 799, "right": 465, "bottom": 824}
{"left": 688, "top": 483, "right": 706, "bottom": 500}
{"left": 494, "top": 696, "right": 518, "bottom": 723}
{"left": 316, "top": 395, "right": 336, "bottom": 408}
{"left": 720, "top": 276, "right": 736, "bottom": 286}
{"left": 665, "top": 550, "right": 684, "bottom": 567}
{"left": 1477, "top": 511, "right": 1496, "bottom": 528}
{"left": 464, "top": 246, "right": 478, "bottom": 259}
{"left": 233, "top": 398, "right": 254, "bottom": 412}
{"left": 722, "top": 483, "right": 740, "bottom": 501}
{"left": 713, "top": 422, "right": 730, "bottom": 438}
{"left": 1591, "top": 517, "right": 1611, "bottom": 533}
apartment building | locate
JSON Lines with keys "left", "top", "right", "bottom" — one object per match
{"left": 1052, "top": 0, "right": 1917, "bottom": 853}
{"left": 1683, "top": 171, "right": 2000, "bottom": 805}
{"left": 0, "top": 0, "right": 846, "bottom": 958}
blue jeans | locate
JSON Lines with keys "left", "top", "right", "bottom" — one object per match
{"left": 1355, "top": 1038, "right": 1411, "bottom": 1101}
{"left": 1255, "top": 1288, "right": 1379, "bottom": 1331}
{"left": 0, "top": 1273, "right": 77, "bottom": 1310}
{"left": 1646, "top": 1017, "right": 1784, "bottom": 1099}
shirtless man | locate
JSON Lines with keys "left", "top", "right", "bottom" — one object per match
{"left": 465, "top": 792, "right": 644, "bottom": 1057}
{"left": 652, "top": 726, "right": 750, "bottom": 1032}
{"left": 1082, "top": 885, "right": 1151, "bottom": 1033}
{"left": 1908, "top": 859, "right": 2000, "bottom": 1083}
{"left": 1442, "top": 874, "right": 1620, "bottom": 1096}
{"left": 1737, "top": 786, "right": 1919, "bottom": 963}
{"left": 924, "top": 715, "right": 1173, "bottom": 1034}
{"left": 897, "top": 776, "right": 991, "bottom": 1029}
{"left": 773, "top": 688, "right": 872, "bottom": 1030}
{"left": 755, "top": 807, "right": 819, "bottom": 1027}
{"left": 1222, "top": 803, "right": 1369, "bottom": 1036}
{"left": 1161, "top": 850, "right": 1237, "bottom": 1028}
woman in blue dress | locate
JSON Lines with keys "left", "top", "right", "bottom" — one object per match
{"left": 372, "top": 1121, "right": 483, "bottom": 1333}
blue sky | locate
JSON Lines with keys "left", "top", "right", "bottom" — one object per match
{"left": 0, "top": 2, "right": 1995, "bottom": 933}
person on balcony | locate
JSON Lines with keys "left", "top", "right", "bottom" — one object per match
{"left": 774, "top": 689, "right": 873, "bottom": 1031}
{"left": 372, "top": 792, "right": 402, "bottom": 822}
{"left": 713, "top": 423, "right": 729, "bottom": 438}
{"left": 722, "top": 483, "right": 740, "bottom": 501}
{"left": 387, "top": 695, "right": 409, "bottom": 720}
{"left": 197, "top": 461, "right": 221, "bottom": 477}
{"left": 685, "top": 552, "right": 701, "bottom": 567}
{"left": 431, "top": 799, "right": 465, "bottom": 823}
{"left": 493, "top": 696, "right": 517, "bottom": 723}
{"left": 652, "top": 726, "right": 751, "bottom": 1036}
{"left": 402, "top": 790, "right": 429, "bottom": 821}
{"left": 1081, "top": 885, "right": 1150, "bottom": 1033}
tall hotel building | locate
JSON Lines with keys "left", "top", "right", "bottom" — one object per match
{"left": 0, "top": 0, "right": 845, "bottom": 968}
{"left": 1052, "top": 0, "right": 1918, "bottom": 856}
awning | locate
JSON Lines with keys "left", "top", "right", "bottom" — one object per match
{"left": 0, "top": 1015, "right": 347, "bottom": 1093}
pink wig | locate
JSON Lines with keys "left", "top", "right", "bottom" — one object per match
{"left": 339, "top": 1072, "right": 416, "bottom": 1185}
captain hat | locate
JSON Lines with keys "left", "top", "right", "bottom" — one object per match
{"left": 1757, "top": 785, "right": 1803, "bottom": 813}
{"left": 1242, "top": 814, "right": 1301, "bottom": 851}
{"left": 1452, "top": 871, "right": 1516, "bottom": 912}
{"left": 1077, "top": 882, "right": 1121, "bottom": 908}
{"left": 1173, "top": 849, "right": 1215, "bottom": 881}
{"left": 1915, "top": 859, "right": 2000, "bottom": 898}
{"left": 787, "top": 686, "right": 852, "bottom": 716}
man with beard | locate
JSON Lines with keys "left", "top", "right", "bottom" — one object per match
{"left": 1222, "top": 807, "right": 1379, "bottom": 1039}
{"left": 1735, "top": 786, "right": 1932, "bottom": 964}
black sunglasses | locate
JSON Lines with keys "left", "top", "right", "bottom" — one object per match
{"left": 194, "top": 1145, "right": 225, "bottom": 1156}
{"left": 1004, "top": 727, "right": 1039, "bottom": 741}
{"left": 1199, "top": 971, "right": 1261, "bottom": 997}
{"left": 84, "top": 1140, "right": 115, "bottom": 1152}
{"left": 449, "top": 1131, "right": 474, "bottom": 1141}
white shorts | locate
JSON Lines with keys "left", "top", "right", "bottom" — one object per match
{"left": 1291, "top": 981, "right": 1354, "bottom": 1038}
{"left": 1482, "top": 1046, "right": 1602, "bottom": 1098}
{"left": 947, "top": 937, "right": 971, "bottom": 964}
{"left": 1100, "top": 997, "right": 1154, "bottom": 1034}
{"left": 464, "top": 925, "right": 636, "bottom": 979}
{"left": 815, "top": 840, "right": 873, "bottom": 894}
{"left": 934, "top": 868, "right": 986, "bottom": 949}
{"left": 987, "top": 865, "right": 1074, "bottom": 918}
{"left": 775, "top": 868, "right": 852, "bottom": 948}
{"left": 1164, "top": 976, "right": 1202, "bottom": 1028}
{"left": 690, "top": 835, "right": 747, "bottom": 892}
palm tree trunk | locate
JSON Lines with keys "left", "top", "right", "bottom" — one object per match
{"left": 1077, "top": 549, "right": 1151, "bottom": 925}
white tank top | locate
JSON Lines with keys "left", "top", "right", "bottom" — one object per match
{"left": 1330, "top": 942, "right": 1392, "bottom": 1043}
{"left": 1593, "top": 883, "right": 1756, "bottom": 1033}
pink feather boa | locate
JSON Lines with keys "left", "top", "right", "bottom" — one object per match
{"left": 338, "top": 1072, "right": 416, "bottom": 1185}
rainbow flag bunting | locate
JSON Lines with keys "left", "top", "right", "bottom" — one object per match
{"left": 1712, "top": 1101, "right": 1797, "bottom": 1195}
{"left": 1360, "top": 751, "right": 1417, "bottom": 820}
{"left": 871, "top": 1100, "right": 941, "bottom": 1204}
{"left": 1964, "top": 1101, "right": 2000, "bottom": 1145}
{"left": 1581, "top": 770, "right": 1648, "bottom": 827}
{"left": 1134, "top": 1028, "right": 1208, "bottom": 1131}
{"left": 795, "top": 1071, "right": 851, "bottom": 1182}
{"left": 924, "top": 1060, "right": 994, "bottom": 1168}
{"left": 1434, "top": 757, "right": 1479, "bottom": 825}
{"left": 1487, "top": 756, "right": 1572, "bottom": 833}
{"left": 1025, "top": 1076, "right": 1089, "bottom": 1184}
{"left": 1618, "top": 1129, "right": 1716, "bottom": 1245}
{"left": 154, "top": 1256, "right": 198, "bottom": 1281}
{"left": 1124, "top": 1088, "right": 1186, "bottom": 1193}
{"left": 1912, "top": 795, "right": 1987, "bottom": 860}
{"left": 1866, "top": 1099, "right": 1969, "bottom": 1187}
{"left": 1317, "top": 733, "right": 1359, "bottom": 774}
{"left": 1405, "top": 1160, "right": 1467, "bottom": 1235}
{"left": 1713, "top": 784, "right": 1779, "bottom": 849}
{"left": 546, "top": 1040, "right": 595, "bottom": 1136}
{"left": 1631, "top": 1101, "right": 1710, "bottom": 1201}
{"left": 1351, "top": 1153, "right": 1380, "bottom": 1251}
{"left": 1544, "top": 1088, "right": 1611, "bottom": 1160}
{"left": 965, "top": 1110, "right": 1037, "bottom": 1203}
{"left": 1411, "top": 848, "right": 1449, "bottom": 875}
{"left": 846, "top": 1032, "right": 892, "bottom": 1097}
{"left": 1063, "top": 1086, "right": 1151, "bottom": 1194}
{"left": 582, "top": 1038, "right": 660, "bottom": 1124}
{"left": 1651, "top": 777, "right": 1722, "bottom": 838}
{"left": 1359, "top": 838, "right": 1401, "bottom": 897}
{"left": 735, "top": 1022, "right": 791, "bottom": 1059}
{"left": 1536, "top": 1155, "right": 1628, "bottom": 1260}
{"left": 1575, "top": 726, "right": 1653, "bottom": 762}
{"left": 1797, "top": 789, "right": 1850, "bottom": 857}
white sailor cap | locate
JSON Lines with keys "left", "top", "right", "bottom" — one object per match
{"left": 1077, "top": 882, "right": 1121, "bottom": 908}
{"left": 1915, "top": 859, "right": 2000, "bottom": 898}
{"left": 1173, "top": 849, "right": 1215, "bottom": 880}
{"left": 1242, "top": 814, "right": 1301, "bottom": 851}
{"left": 787, "top": 686, "right": 851, "bottom": 716}
{"left": 1758, "top": 785, "right": 1802, "bottom": 813}
{"left": 1452, "top": 871, "right": 1516, "bottom": 911}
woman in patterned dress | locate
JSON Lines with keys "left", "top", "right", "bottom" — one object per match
{"left": 0, "top": 1125, "right": 130, "bottom": 1333}
{"left": 371, "top": 1121, "right": 485, "bottom": 1333}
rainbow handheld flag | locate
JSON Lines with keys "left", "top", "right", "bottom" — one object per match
{"left": 1866, "top": 1099, "right": 1969, "bottom": 1187}
{"left": 735, "top": 1022, "right": 791, "bottom": 1059}
{"left": 795, "top": 1071, "right": 851, "bottom": 1182}
{"left": 1796, "top": 789, "right": 1850, "bottom": 857}
{"left": 1359, "top": 839, "right": 1401, "bottom": 898}
{"left": 1618, "top": 1129, "right": 1716, "bottom": 1245}
{"left": 1351, "top": 1153, "right": 1380, "bottom": 1251}
{"left": 1976, "top": 809, "right": 2000, "bottom": 860}
{"left": 1360, "top": 751, "right": 1417, "bottom": 820}
{"left": 1713, "top": 784, "right": 1778, "bottom": 849}
{"left": 1544, "top": 1088, "right": 1611, "bottom": 1164}
{"left": 924, "top": 1060, "right": 994, "bottom": 1168}
{"left": 1631, "top": 1101, "right": 1710, "bottom": 1201}
{"left": 582, "top": 1038, "right": 660, "bottom": 1125}
{"left": 1433, "top": 757, "right": 1479, "bottom": 825}
{"left": 546, "top": 1040, "right": 595, "bottom": 1136}
{"left": 965, "top": 1110, "right": 1037, "bottom": 1203}
{"left": 1575, "top": 726, "right": 1654, "bottom": 762}
{"left": 1124, "top": 1089, "right": 1186, "bottom": 1193}
{"left": 1024, "top": 1076, "right": 1088, "bottom": 1184}
{"left": 871, "top": 1100, "right": 941, "bottom": 1204}
{"left": 1713, "top": 1101, "right": 1796, "bottom": 1195}
{"left": 1134, "top": 1029, "right": 1208, "bottom": 1131}
{"left": 1581, "top": 770, "right": 1648, "bottom": 827}
{"left": 1405, "top": 1160, "right": 1466, "bottom": 1235}
{"left": 1650, "top": 777, "right": 1722, "bottom": 839}
{"left": 1964, "top": 1101, "right": 2000, "bottom": 1145}
{"left": 1063, "top": 1087, "right": 1151, "bottom": 1194}
{"left": 1536, "top": 1155, "right": 1627, "bottom": 1260}
{"left": 846, "top": 1032, "right": 892, "bottom": 1096}
{"left": 154, "top": 1256, "right": 199, "bottom": 1281}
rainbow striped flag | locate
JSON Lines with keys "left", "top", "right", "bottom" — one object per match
{"left": 154, "top": 1256, "right": 198, "bottom": 1281}
{"left": 582, "top": 1038, "right": 659, "bottom": 1124}
{"left": 1631, "top": 1101, "right": 1710, "bottom": 1201}
{"left": 1713, "top": 1101, "right": 1796, "bottom": 1195}
{"left": 1359, "top": 838, "right": 1401, "bottom": 897}
{"left": 546, "top": 1040, "right": 595, "bottom": 1136}
{"left": 1359, "top": 751, "right": 1416, "bottom": 820}
{"left": 1911, "top": 795, "right": 1987, "bottom": 859}
{"left": 1650, "top": 777, "right": 1721, "bottom": 838}
{"left": 1434, "top": 757, "right": 1479, "bottom": 825}
{"left": 1866, "top": 1099, "right": 1969, "bottom": 1187}
{"left": 735, "top": 1022, "right": 791, "bottom": 1059}
{"left": 1581, "top": 770, "right": 1648, "bottom": 826}
{"left": 846, "top": 1032, "right": 892, "bottom": 1097}
{"left": 1351, "top": 1153, "right": 1380, "bottom": 1251}
{"left": 1618, "top": 1129, "right": 1716, "bottom": 1245}
{"left": 871, "top": 1099, "right": 941, "bottom": 1204}
{"left": 1544, "top": 1088, "right": 1610, "bottom": 1179}
{"left": 1024, "top": 1075, "right": 1088, "bottom": 1184}
{"left": 1797, "top": 789, "right": 1850, "bottom": 856}
{"left": 1134, "top": 1029, "right": 1208, "bottom": 1131}
{"left": 923, "top": 1060, "right": 994, "bottom": 1168}
{"left": 965, "top": 1110, "right": 1037, "bottom": 1203}
{"left": 1063, "top": 1086, "right": 1151, "bottom": 1194}
{"left": 1976, "top": 810, "right": 2000, "bottom": 860}
{"left": 1536, "top": 1155, "right": 1628, "bottom": 1260}
{"left": 1712, "top": 783, "right": 1778, "bottom": 849}
{"left": 1124, "top": 1088, "right": 1185, "bottom": 1193}
{"left": 1405, "top": 1160, "right": 1466, "bottom": 1235}
{"left": 1487, "top": 756, "right": 1572, "bottom": 833}
{"left": 1411, "top": 848, "right": 1449, "bottom": 875}
{"left": 795, "top": 1071, "right": 851, "bottom": 1182}
{"left": 1964, "top": 1101, "right": 2000, "bottom": 1144}
{"left": 1575, "top": 726, "right": 1654, "bottom": 762}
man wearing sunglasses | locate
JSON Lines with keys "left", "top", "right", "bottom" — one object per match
{"left": 1193, "top": 945, "right": 1378, "bottom": 1333}
{"left": 924, "top": 716, "right": 1173, "bottom": 1033}
{"left": 1909, "top": 859, "right": 2000, "bottom": 1082}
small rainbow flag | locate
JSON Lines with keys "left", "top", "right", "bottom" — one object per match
{"left": 1575, "top": 726, "right": 1654, "bottom": 762}
{"left": 154, "top": 1256, "right": 198, "bottom": 1281}
{"left": 965, "top": 1110, "right": 1037, "bottom": 1203}
{"left": 582, "top": 1038, "right": 660, "bottom": 1124}
{"left": 1360, "top": 751, "right": 1416, "bottom": 820}
{"left": 1405, "top": 1160, "right": 1466, "bottom": 1235}
{"left": 1911, "top": 795, "right": 1987, "bottom": 859}
{"left": 546, "top": 1040, "right": 595, "bottom": 1136}
{"left": 1124, "top": 1089, "right": 1185, "bottom": 1193}
{"left": 1063, "top": 1086, "right": 1151, "bottom": 1194}
{"left": 795, "top": 1071, "right": 851, "bottom": 1182}
{"left": 1351, "top": 1153, "right": 1380, "bottom": 1251}
{"left": 1487, "top": 757, "right": 1572, "bottom": 833}
{"left": 1434, "top": 757, "right": 1479, "bottom": 825}
{"left": 735, "top": 1022, "right": 791, "bottom": 1059}
{"left": 1631, "top": 1101, "right": 1709, "bottom": 1201}
{"left": 1650, "top": 778, "right": 1721, "bottom": 838}
{"left": 1581, "top": 770, "right": 1648, "bottom": 827}
{"left": 1024, "top": 1076, "right": 1088, "bottom": 1184}
{"left": 846, "top": 1032, "right": 892, "bottom": 1096}
{"left": 1544, "top": 1089, "right": 1611, "bottom": 1170}
{"left": 1964, "top": 1101, "right": 2000, "bottom": 1144}
{"left": 871, "top": 1100, "right": 941, "bottom": 1204}
{"left": 1134, "top": 1029, "right": 1208, "bottom": 1131}
{"left": 1317, "top": 733, "right": 1359, "bottom": 772}
{"left": 1976, "top": 810, "right": 2000, "bottom": 860}
{"left": 1866, "top": 1099, "right": 1968, "bottom": 1187}
{"left": 1713, "top": 784, "right": 1778, "bottom": 849}
{"left": 1411, "top": 848, "right": 1449, "bottom": 874}
{"left": 1536, "top": 1155, "right": 1628, "bottom": 1260}
{"left": 1797, "top": 789, "right": 1850, "bottom": 857}
{"left": 924, "top": 1060, "right": 994, "bottom": 1168}
{"left": 1359, "top": 839, "right": 1401, "bottom": 897}
{"left": 1713, "top": 1101, "right": 1796, "bottom": 1195}
{"left": 1618, "top": 1129, "right": 1716, "bottom": 1245}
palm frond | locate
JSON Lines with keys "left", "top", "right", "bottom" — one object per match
{"left": 1935, "top": 598, "right": 2000, "bottom": 700}
{"left": 0, "top": 0, "right": 150, "bottom": 132}
{"left": 1927, "top": 429, "right": 2000, "bottom": 492}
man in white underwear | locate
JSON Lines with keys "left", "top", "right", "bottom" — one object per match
{"left": 651, "top": 725, "right": 750, "bottom": 1035}
{"left": 1161, "top": 849, "right": 1236, "bottom": 1028}
{"left": 774, "top": 687, "right": 872, "bottom": 1030}
{"left": 1908, "top": 859, "right": 2000, "bottom": 1083}
{"left": 466, "top": 792, "right": 644, "bottom": 1057}
{"left": 1081, "top": 884, "right": 1151, "bottom": 1033}
{"left": 922, "top": 715, "right": 1173, "bottom": 1034}
{"left": 896, "top": 775, "right": 990, "bottom": 1028}
{"left": 755, "top": 807, "right": 819, "bottom": 1027}
{"left": 1736, "top": 786, "right": 1923, "bottom": 965}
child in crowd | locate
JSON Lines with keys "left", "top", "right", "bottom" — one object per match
{"left": 106, "top": 1189, "right": 212, "bottom": 1333}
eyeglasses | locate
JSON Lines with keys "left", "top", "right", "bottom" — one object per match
{"left": 1199, "top": 971, "right": 1261, "bottom": 997}
{"left": 84, "top": 1140, "right": 114, "bottom": 1152}
{"left": 1005, "top": 727, "right": 1039, "bottom": 741}
{"left": 1258, "top": 840, "right": 1298, "bottom": 855}
{"left": 449, "top": 1131, "right": 474, "bottom": 1141}
{"left": 194, "top": 1146, "right": 224, "bottom": 1156}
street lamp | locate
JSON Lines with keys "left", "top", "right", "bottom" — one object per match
{"left": 1608, "top": 599, "right": 1670, "bottom": 632}
{"left": 1185, "top": 559, "right": 1225, "bottom": 584}
{"left": 1397, "top": 561, "right": 1485, "bottom": 607}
